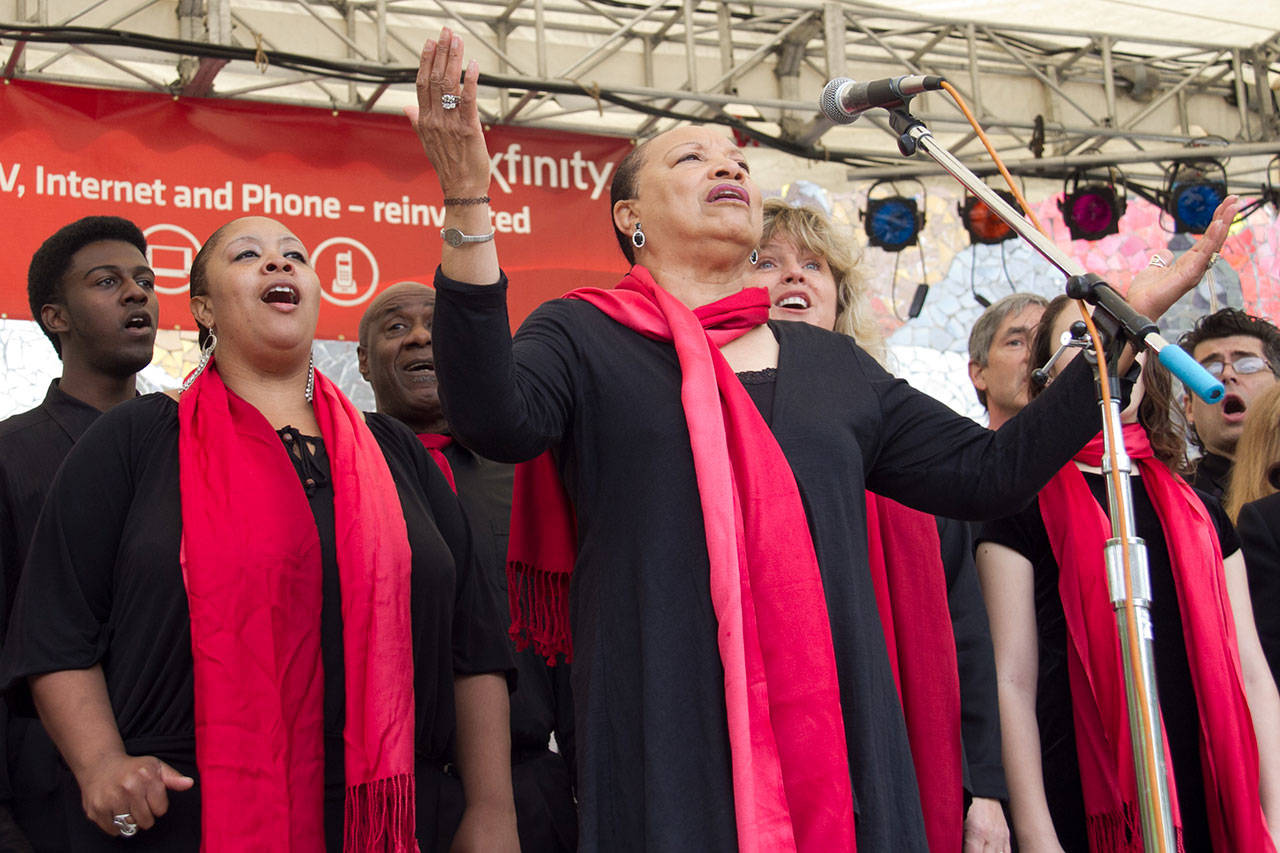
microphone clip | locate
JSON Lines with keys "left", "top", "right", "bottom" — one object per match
{"left": 1031, "top": 320, "right": 1090, "bottom": 387}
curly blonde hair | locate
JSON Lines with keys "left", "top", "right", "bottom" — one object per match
{"left": 759, "top": 199, "right": 883, "bottom": 363}
{"left": 1225, "top": 382, "right": 1280, "bottom": 523}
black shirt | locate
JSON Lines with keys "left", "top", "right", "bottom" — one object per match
{"left": 979, "top": 471, "right": 1237, "bottom": 852}
{"left": 0, "top": 380, "right": 105, "bottom": 834}
{"left": 0, "top": 380, "right": 103, "bottom": 633}
{"left": 1238, "top": 491, "right": 1280, "bottom": 690}
{"left": 938, "top": 516, "right": 1007, "bottom": 802}
{"left": 440, "top": 441, "right": 578, "bottom": 852}
{"left": 441, "top": 442, "right": 574, "bottom": 765}
{"left": 432, "top": 271, "right": 1106, "bottom": 852}
{"left": 1192, "top": 451, "right": 1232, "bottom": 501}
{"left": 0, "top": 394, "right": 513, "bottom": 850}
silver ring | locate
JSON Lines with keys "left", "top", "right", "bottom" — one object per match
{"left": 1147, "top": 253, "right": 1168, "bottom": 268}
{"left": 441, "top": 93, "right": 460, "bottom": 110}
{"left": 113, "top": 813, "right": 138, "bottom": 837}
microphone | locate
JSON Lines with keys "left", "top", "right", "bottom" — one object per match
{"left": 819, "top": 75, "right": 946, "bottom": 124}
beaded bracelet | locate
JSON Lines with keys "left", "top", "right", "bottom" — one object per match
{"left": 442, "top": 195, "right": 491, "bottom": 206}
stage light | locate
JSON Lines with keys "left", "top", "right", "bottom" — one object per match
{"left": 1059, "top": 168, "right": 1126, "bottom": 241}
{"left": 959, "top": 189, "right": 1018, "bottom": 245}
{"left": 1163, "top": 158, "right": 1228, "bottom": 234}
{"left": 862, "top": 179, "right": 924, "bottom": 252}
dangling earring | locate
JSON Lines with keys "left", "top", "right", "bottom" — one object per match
{"left": 631, "top": 222, "right": 645, "bottom": 249}
{"left": 305, "top": 353, "right": 315, "bottom": 404}
{"left": 181, "top": 331, "right": 217, "bottom": 393}
{"left": 749, "top": 249, "right": 759, "bottom": 265}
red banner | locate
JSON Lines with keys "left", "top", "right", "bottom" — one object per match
{"left": 0, "top": 80, "right": 633, "bottom": 339}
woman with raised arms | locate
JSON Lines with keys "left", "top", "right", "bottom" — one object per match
{"left": 410, "top": 26, "right": 1238, "bottom": 852}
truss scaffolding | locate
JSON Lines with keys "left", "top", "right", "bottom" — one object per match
{"left": 2, "top": 1, "right": 1279, "bottom": 188}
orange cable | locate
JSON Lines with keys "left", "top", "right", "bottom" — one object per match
{"left": 939, "top": 80, "right": 1170, "bottom": 851}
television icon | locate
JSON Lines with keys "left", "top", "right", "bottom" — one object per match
{"left": 149, "top": 244, "right": 194, "bottom": 280}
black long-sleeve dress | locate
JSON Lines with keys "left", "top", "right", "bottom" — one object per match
{"left": 432, "top": 272, "right": 1105, "bottom": 852}
{"left": 0, "top": 394, "right": 512, "bottom": 851}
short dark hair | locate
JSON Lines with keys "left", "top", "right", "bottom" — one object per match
{"left": 188, "top": 220, "right": 237, "bottom": 347}
{"left": 1177, "top": 308, "right": 1280, "bottom": 377}
{"left": 609, "top": 139, "right": 650, "bottom": 265}
{"left": 27, "top": 216, "right": 147, "bottom": 357}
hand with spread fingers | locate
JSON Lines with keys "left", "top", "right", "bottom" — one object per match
{"left": 1126, "top": 194, "right": 1240, "bottom": 322}
{"left": 407, "top": 26, "right": 490, "bottom": 201}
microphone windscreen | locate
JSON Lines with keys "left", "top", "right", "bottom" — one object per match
{"left": 820, "top": 77, "right": 857, "bottom": 124}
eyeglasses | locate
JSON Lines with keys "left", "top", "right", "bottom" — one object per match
{"left": 1201, "top": 355, "right": 1272, "bottom": 378}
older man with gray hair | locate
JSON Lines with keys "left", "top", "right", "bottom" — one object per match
{"left": 968, "top": 293, "right": 1049, "bottom": 429}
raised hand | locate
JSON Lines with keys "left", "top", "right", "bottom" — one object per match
{"left": 408, "top": 26, "right": 491, "bottom": 199}
{"left": 1126, "top": 194, "right": 1241, "bottom": 323}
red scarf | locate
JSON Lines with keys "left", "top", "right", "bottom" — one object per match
{"left": 179, "top": 363, "right": 416, "bottom": 852}
{"left": 417, "top": 433, "right": 457, "bottom": 492}
{"left": 506, "top": 454, "right": 576, "bottom": 661}
{"left": 864, "top": 494, "right": 963, "bottom": 853}
{"left": 507, "top": 267, "right": 855, "bottom": 852}
{"left": 1038, "top": 422, "right": 1273, "bottom": 853}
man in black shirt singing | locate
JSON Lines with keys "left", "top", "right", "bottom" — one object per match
{"left": 0, "top": 216, "right": 158, "bottom": 851}
{"left": 359, "top": 281, "right": 576, "bottom": 852}
{"left": 1178, "top": 308, "right": 1280, "bottom": 499}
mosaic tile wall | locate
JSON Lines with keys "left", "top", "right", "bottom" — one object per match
{"left": 2, "top": 189, "right": 1276, "bottom": 424}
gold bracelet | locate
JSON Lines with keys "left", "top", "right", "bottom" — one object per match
{"left": 442, "top": 195, "right": 490, "bottom": 206}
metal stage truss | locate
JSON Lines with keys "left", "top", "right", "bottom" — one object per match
{"left": 2, "top": 1, "right": 1279, "bottom": 190}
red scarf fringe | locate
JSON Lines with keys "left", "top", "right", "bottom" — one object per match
{"left": 507, "top": 558, "right": 572, "bottom": 663}
{"left": 1086, "top": 802, "right": 1184, "bottom": 853}
{"left": 343, "top": 773, "right": 416, "bottom": 853}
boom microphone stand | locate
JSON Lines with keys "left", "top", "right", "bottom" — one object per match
{"left": 874, "top": 103, "right": 1225, "bottom": 853}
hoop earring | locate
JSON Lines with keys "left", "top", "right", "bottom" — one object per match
{"left": 305, "top": 353, "right": 315, "bottom": 404}
{"left": 631, "top": 222, "right": 645, "bottom": 249}
{"left": 749, "top": 249, "right": 759, "bottom": 265}
{"left": 181, "top": 331, "right": 217, "bottom": 394}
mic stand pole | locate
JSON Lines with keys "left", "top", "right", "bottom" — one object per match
{"left": 882, "top": 106, "right": 1192, "bottom": 853}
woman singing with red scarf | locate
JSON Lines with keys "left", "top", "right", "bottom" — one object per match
{"left": 0, "top": 216, "right": 517, "bottom": 851}
{"left": 412, "top": 27, "right": 1239, "bottom": 853}
{"left": 977, "top": 294, "right": 1280, "bottom": 852}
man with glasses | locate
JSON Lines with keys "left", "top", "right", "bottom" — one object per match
{"left": 1178, "top": 308, "right": 1280, "bottom": 498}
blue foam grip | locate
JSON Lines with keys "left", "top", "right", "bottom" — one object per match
{"left": 1159, "top": 345, "right": 1224, "bottom": 403}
